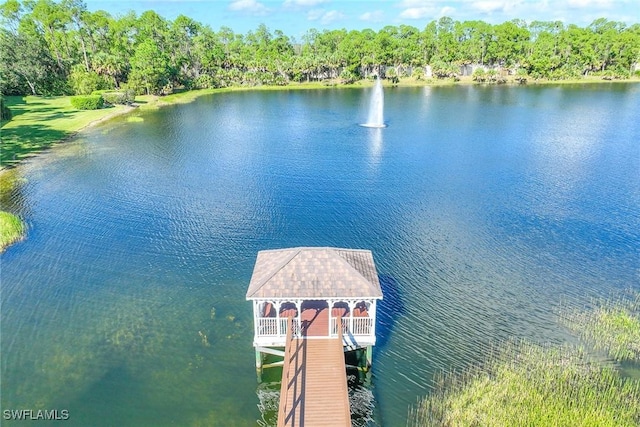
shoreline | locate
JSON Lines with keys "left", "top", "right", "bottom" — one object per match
{"left": 1, "top": 76, "right": 638, "bottom": 172}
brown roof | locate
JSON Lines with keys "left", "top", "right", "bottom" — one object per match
{"left": 246, "top": 247, "right": 383, "bottom": 300}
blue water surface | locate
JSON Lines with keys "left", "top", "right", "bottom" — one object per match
{"left": 1, "top": 83, "right": 639, "bottom": 426}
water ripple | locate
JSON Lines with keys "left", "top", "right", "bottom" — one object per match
{"left": 2, "top": 85, "right": 639, "bottom": 426}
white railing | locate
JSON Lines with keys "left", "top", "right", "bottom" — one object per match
{"left": 351, "top": 317, "right": 373, "bottom": 336}
{"left": 329, "top": 317, "right": 373, "bottom": 338}
{"left": 257, "top": 317, "right": 301, "bottom": 338}
{"left": 257, "top": 316, "right": 372, "bottom": 339}
{"left": 258, "top": 317, "right": 279, "bottom": 336}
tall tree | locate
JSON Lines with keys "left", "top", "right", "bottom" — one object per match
{"left": 128, "top": 38, "right": 170, "bottom": 94}
{"left": 0, "top": 26, "right": 59, "bottom": 94}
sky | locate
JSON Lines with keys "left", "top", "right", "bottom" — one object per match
{"left": 83, "top": 0, "right": 639, "bottom": 40}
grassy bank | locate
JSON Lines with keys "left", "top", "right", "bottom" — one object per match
{"left": 0, "top": 96, "right": 132, "bottom": 168}
{"left": 2, "top": 76, "right": 638, "bottom": 169}
{"left": 408, "top": 341, "right": 640, "bottom": 427}
{"left": 0, "top": 211, "right": 25, "bottom": 251}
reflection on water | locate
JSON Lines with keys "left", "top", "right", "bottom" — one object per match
{"left": 256, "top": 384, "right": 279, "bottom": 427}
{"left": 1, "top": 85, "right": 639, "bottom": 426}
{"left": 367, "top": 127, "right": 384, "bottom": 171}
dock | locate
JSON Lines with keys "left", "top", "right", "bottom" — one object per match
{"left": 246, "top": 247, "right": 384, "bottom": 427}
{"left": 277, "top": 312, "right": 350, "bottom": 427}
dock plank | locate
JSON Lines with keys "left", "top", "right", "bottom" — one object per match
{"left": 277, "top": 310, "right": 351, "bottom": 427}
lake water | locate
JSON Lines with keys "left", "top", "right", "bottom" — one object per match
{"left": 2, "top": 84, "right": 639, "bottom": 426}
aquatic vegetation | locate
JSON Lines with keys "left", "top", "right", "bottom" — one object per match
{"left": 126, "top": 116, "right": 144, "bottom": 122}
{"left": 0, "top": 211, "right": 25, "bottom": 251}
{"left": 4, "top": 320, "right": 111, "bottom": 412}
{"left": 256, "top": 385, "right": 280, "bottom": 427}
{"left": 0, "top": 167, "right": 26, "bottom": 197}
{"left": 2, "top": 285, "right": 172, "bottom": 411}
{"left": 408, "top": 340, "right": 640, "bottom": 427}
{"left": 198, "top": 330, "right": 211, "bottom": 347}
{"left": 563, "top": 292, "right": 640, "bottom": 362}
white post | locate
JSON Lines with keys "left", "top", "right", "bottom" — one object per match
{"left": 348, "top": 300, "right": 356, "bottom": 336}
{"left": 275, "top": 300, "right": 281, "bottom": 336}
{"left": 295, "top": 300, "right": 302, "bottom": 336}
{"left": 327, "top": 299, "right": 334, "bottom": 337}
{"left": 370, "top": 299, "right": 377, "bottom": 338}
{"left": 254, "top": 300, "right": 260, "bottom": 338}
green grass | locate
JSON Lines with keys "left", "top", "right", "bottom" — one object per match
{"left": 0, "top": 210, "right": 25, "bottom": 251}
{"left": 408, "top": 341, "right": 640, "bottom": 427}
{"left": 563, "top": 293, "right": 640, "bottom": 362}
{"left": 1, "top": 96, "right": 129, "bottom": 168}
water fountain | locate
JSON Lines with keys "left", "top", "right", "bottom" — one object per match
{"left": 361, "top": 78, "right": 386, "bottom": 128}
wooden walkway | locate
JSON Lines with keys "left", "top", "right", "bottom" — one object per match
{"left": 277, "top": 309, "right": 351, "bottom": 427}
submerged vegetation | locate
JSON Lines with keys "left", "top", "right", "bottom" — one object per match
{"left": 564, "top": 292, "right": 640, "bottom": 362}
{"left": 410, "top": 293, "right": 640, "bottom": 426}
{"left": 408, "top": 341, "right": 640, "bottom": 427}
{"left": 1, "top": 0, "right": 639, "bottom": 99}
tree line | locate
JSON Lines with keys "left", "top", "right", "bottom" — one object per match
{"left": 1, "top": 0, "right": 639, "bottom": 97}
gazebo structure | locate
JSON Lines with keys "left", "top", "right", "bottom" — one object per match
{"left": 246, "top": 247, "right": 383, "bottom": 375}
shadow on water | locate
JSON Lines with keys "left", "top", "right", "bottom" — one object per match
{"left": 375, "top": 274, "right": 405, "bottom": 350}
{"left": 61, "top": 364, "right": 144, "bottom": 427}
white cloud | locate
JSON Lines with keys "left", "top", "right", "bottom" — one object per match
{"left": 471, "top": 1, "right": 506, "bottom": 13}
{"left": 566, "top": 0, "right": 613, "bottom": 8}
{"left": 398, "top": 0, "right": 432, "bottom": 7}
{"left": 439, "top": 5, "right": 456, "bottom": 16}
{"left": 399, "top": 7, "right": 434, "bottom": 19}
{"left": 321, "top": 9, "right": 346, "bottom": 25}
{"left": 396, "top": 0, "right": 443, "bottom": 19}
{"left": 360, "top": 10, "right": 385, "bottom": 22}
{"left": 283, "top": 0, "right": 329, "bottom": 7}
{"left": 307, "top": 8, "right": 325, "bottom": 20}
{"left": 228, "top": 0, "right": 270, "bottom": 15}
{"left": 307, "top": 8, "right": 345, "bottom": 25}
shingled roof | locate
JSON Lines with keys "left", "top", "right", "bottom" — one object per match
{"left": 246, "top": 247, "right": 383, "bottom": 300}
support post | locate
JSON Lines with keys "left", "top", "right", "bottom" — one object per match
{"left": 275, "top": 301, "right": 281, "bottom": 336}
{"left": 366, "top": 345, "right": 373, "bottom": 368}
{"left": 348, "top": 300, "right": 356, "bottom": 336}
{"left": 255, "top": 349, "right": 263, "bottom": 382}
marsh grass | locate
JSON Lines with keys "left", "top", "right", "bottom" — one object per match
{"left": 408, "top": 340, "right": 640, "bottom": 427}
{"left": 0, "top": 211, "right": 25, "bottom": 251}
{"left": 563, "top": 293, "right": 640, "bottom": 362}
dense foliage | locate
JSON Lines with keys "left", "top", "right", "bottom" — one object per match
{"left": 97, "top": 90, "right": 135, "bottom": 105}
{"left": 69, "top": 94, "right": 103, "bottom": 109}
{"left": 1, "top": 0, "right": 639, "bottom": 96}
